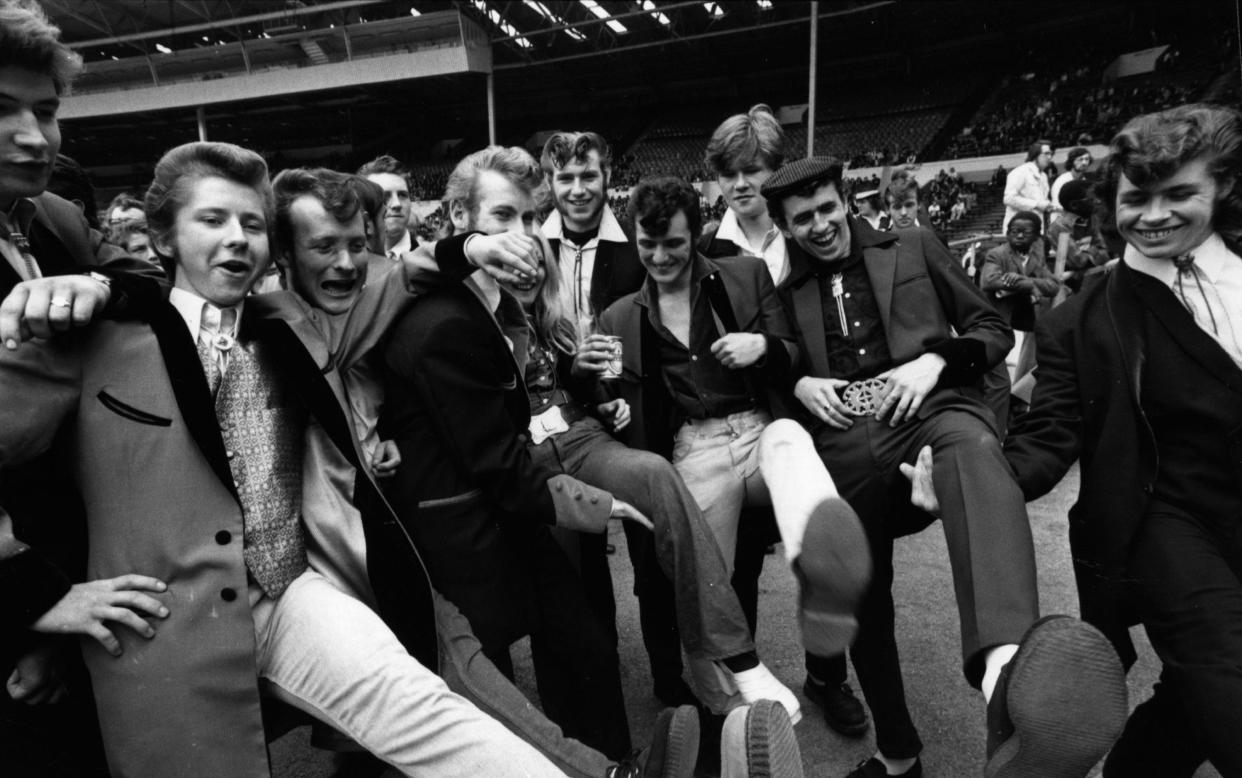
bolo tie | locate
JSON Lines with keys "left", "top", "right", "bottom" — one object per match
{"left": 1173, "top": 253, "right": 1219, "bottom": 336}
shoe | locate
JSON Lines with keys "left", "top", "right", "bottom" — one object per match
{"left": 985, "top": 616, "right": 1128, "bottom": 778}
{"left": 793, "top": 496, "right": 872, "bottom": 656}
{"left": 844, "top": 756, "right": 923, "bottom": 777}
{"left": 802, "top": 677, "right": 868, "bottom": 737}
{"left": 721, "top": 700, "right": 804, "bottom": 778}
{"left": 653, "top": 675, "right": 701, "bottom": 709}
{"left": 719, "top": 662, "right": 802, "bottom": 725}
{"left": 607, "top": 705, "right": 699, "bottom": 778}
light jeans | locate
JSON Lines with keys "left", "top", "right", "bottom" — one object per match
{"left": 252, "top": 570, "right": 573, "bottom": 778}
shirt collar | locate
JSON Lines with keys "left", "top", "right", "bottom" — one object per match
{"left": 715, "top": 208, "right": 779, "bottom": 253}
{"left": 542, "top": 206, "right": 628, "bottom": 245}
{"left": 387, "top": 230, "right": 412, "bottom": 258}
{"left": 1123, "top": 232, "right": 1232, "bottom": 286}
{"left": 169, "top": 286, "right": 244, "bottom": 339}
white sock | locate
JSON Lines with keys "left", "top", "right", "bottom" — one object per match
{"left": 981, "top": 644, "right": 1019, "bottom": 703}
{"left": 876, "top": 753, "right": 918, "bottom": 775}
{"left": 758, "top": 419, "right": 839, "bottom": 562}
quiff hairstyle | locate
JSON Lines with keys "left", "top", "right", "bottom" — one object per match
{"left": 884, "top": 170, "right": 921, "bottom": 206}
{"left": 628, "top": 176, "right": 702, "bottom": 244}
{"left": 540, "top": 131, "right": 612, "bottom": 178}
{"left": 441, "top": 145, "right": 543, "bottom": 236}
{"left": 0, "top": 0, "right": 82, "bottom": 94}
{"left": 144, "top": 142, "right": 274, "bottom": 266}
{"left": 355, "top": 154, "right": 412, "bottom": 190}
{"left": 271, "top": 167, "right": 362, "bottom": 256}
{"left": 1097, "top": 103, "right": 1242, "bottom": 247}
{"left": 704, "top": 103, "right": 787, "bottom": 175}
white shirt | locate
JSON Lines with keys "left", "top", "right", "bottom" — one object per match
{"left": 385, "top": 230, "right": 412, "bottom": 261}
{"left": 1050, "top": 171, "right": 1077, "bottom": 211}
{"left": 1003, "top": 161, "right": 1051, "bottom": 231}
{"left": 542, "top": 206, "right": 628, "bottom": 322}
{"left": 169, "top": 286, "right": 243, "bottom": 355}
{"left": 716, "top": 208, "right": 789, "bottom": 283}
{"left": 1124, "top": 232, "right": 1242, "bottom": 368}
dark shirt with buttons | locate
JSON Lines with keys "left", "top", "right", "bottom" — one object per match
{"left": 645, "top": 260, "right": 756, "bottom": 420}
{"left": 816, "top": 233, "right": 893, "bottom": 381}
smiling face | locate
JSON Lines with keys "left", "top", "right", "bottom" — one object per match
{"left": 636, "top": 210, "right": 694, "bottom": 289}
{"left": 0, "top": 66, "right": 61, "bottom": 208}
{"left": 283, "top": 195, "right": 369, "bottom": 315}
{"left": 550, "top": 149, "right": 607, "bottom": 231}
{"left": 778, "top": 180, "right": 852, "bottom": 263}
{"left": 718, "top": 158, "right": 774, "bottom": 221}
{"left": 1115, "top": 157, "right": 1224, "bottom": 260}
{"left": 158, "top": 175, "right": 271, "bottom": 307}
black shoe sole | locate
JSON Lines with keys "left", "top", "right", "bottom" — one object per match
{"left": 986, "top": 616, "right": 1128, "bottom": 778}
{"left": 795, "top": 497, "right": 872, "bottom": 656}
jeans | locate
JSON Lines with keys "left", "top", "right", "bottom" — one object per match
{"left": 532, "top": 416, "right": 752, "bottom": 662}
{"left": 253, "top": 570, "right": 573, "bottom": 778}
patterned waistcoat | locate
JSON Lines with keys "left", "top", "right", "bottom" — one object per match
{"left": 216, "top": 337, "right": 309, "bottom": 597}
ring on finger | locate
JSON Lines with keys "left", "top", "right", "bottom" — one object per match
{"left": 50, "top": 296, "right": 72, "bottom": 309}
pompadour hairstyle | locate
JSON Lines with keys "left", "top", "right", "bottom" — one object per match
{"left": 1097, "top": 103, "right": 1242, "bottom": 247}
{"left": 540, "top": 131, "right": 612, "bottom": 177}
{"left": 144, "top": 142, "right": 274, "bottom": 263}
{"left": 0, "top": 0, "right": 82, "bottom": 94}
{"left": 272, "top": 167, "right": 362, "bottom": 255}
{"left": 627, "top": 176, "right": 702, "bottom": 243}
{"left": 441, "top": 145, "right": 543, "bottom": 236}
{"left": 884, "top": 170, "right": 920, "bottom": 206}
{"left": 355, "top": 154, "right": 411, "bottom": 189}
{"left": 704, "top": 103, "right": 787, "bottom": 175}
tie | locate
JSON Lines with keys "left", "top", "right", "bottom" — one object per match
{"left": 198, "top": 304, "right": 238, "bottom": 395}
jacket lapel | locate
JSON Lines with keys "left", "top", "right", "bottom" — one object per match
{"left": 149, "top": 299, "right": 238, "bottom": 500}
{"left": 1125, "top": 263, "right": 1242, "bottom": 398}
{"left": 789, "top": 275, "right": 829, "bottom": 377}
{"left": 1107, "top": 264, "right": 1149, "bottom": 405}
{"left": 862, "top": 242, "right": 898, "bottom": 337}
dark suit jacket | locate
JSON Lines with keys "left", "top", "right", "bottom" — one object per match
{"left": 778, "top": 219, "right": 1011, "bottom": 409}
{"left": 981, "top": 242, "right": 1061, "bottom": 331}
{"left": 597, "top": 254, "right": 797, "bottom": 459}
{"left": 380, "top": 280, "right": 610, "bottom": 648}
{"left": 1004, "top": 260, "right": 1242, "bottom": 668}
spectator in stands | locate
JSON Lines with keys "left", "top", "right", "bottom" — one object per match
{"left": 1050, "top": 146, "right": 1093, "bottom": 209}
{"left": 1045, "top": 178, "right": 1111, "bottom": 293}
{"left": 982, "top": 210, "right": 1061, "bottom": 330}
{"left": 1003, "top": 139, "right": 1057, "bottom": 231}
{"left": 104, "top": 192, "right": 144, "bottom": 242}
{"left": 762, "top": 157, "right": 1127, "bottom": 778}
{"left": 991, "top": 165, "right": 1007, "bottom": 189}
{"left": 700, "top": 104, "right": 790, "bottom": 283}
{"left": 1000, "top": 102, "right": 1242, "bottom": 778}
{"left": 598, "top": 176, "right": 871, "bottom": 727}
{"left": 855, "top": 189, "right": 890, "bottom": 232}
{"left": 356, "top": 154, "right": 413, "bottom": 259}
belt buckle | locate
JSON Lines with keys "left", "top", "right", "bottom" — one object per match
{"left": 841, "top": 377, "right": 886, "bottom": 417}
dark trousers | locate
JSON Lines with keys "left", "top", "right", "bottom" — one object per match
{"left": 475, "top": 527, "right": 632, "bottom": 760}
{"left": 1104, "top": 502, "right": 1242, "bottom": 778}
{"left": 812, "top": 406, "right": 1040, "bottom": 759}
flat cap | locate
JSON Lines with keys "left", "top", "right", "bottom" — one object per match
{"left": 760, "top": 156, "right": 843, "bottom": 203}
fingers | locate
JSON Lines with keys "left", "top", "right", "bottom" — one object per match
{"left": 0, "top": 284, "right": 30, "bottom": 349}
{"left": 110, "top": 590, "right": 170, "bottom": 619}
{"left": 898, "top": 461, "right": 916, "bottom": 483}
{"left": 917, "top": 445, "right": 933, "bottom": 469}
{"left": 86, "top": 623, "right": 124, "bottom": 657}
{"left": 490, "top": 233, "right": 538, "bottom": 278}
{"left": 21, "top": 282, "right": 53, "bottom": 340}
{"left": 100, "top": 606, "right": 158, "bottom": 641}
{"left": 107, "top": 574, "right": 168, "bottom": 593}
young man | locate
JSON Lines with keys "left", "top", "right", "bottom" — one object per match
{"left": 356, "top": 154, "right": 414, "bottom": 258}
{"left": 762, "top": 157, "right": 1127, "bottom": 778}
{"left": 1050, "top": 147, "right": 1093, "bottom": 210}
{"left": 598, "top": 176, "right": 873, "bottom": 724}
{"left": 1002, "top": 104, "right": 1242, "bottom": 778}
{"left": 1003, "top": 139, "right": 1057, "bottom": 232}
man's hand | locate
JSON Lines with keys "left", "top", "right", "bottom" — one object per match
{"left": 371, "top": 440, "right": 402, "bottom": 479}
{"left": 899, "top": 445, "right": 940, "bottom": 517}
{"left": 0, "top": 275, "right": 111, "bottom": 349}
{"left": 464, "top": 232, "right": 540, "bottom": 285}
{"left": 572, "top": 333, "right": 617, "bottom": 378}
{"left": 596, "top": 398, "right": 631, "bottom": 431}
{"left": 609, "top": 498, "right": 654, "bottom": 531}
{"left": 794, "top": 376, "right": 853, "bottom": 429}
{"left": 31, "top": 575, "right": 169, "bottom": 657}
{"left": 710, "top": 333, "right": 766, "bottom": 369}
{"left": 6, "top": 645, "right": 66, "bottom": 706}
{"left": 874, "top": 353, "right": 946, "bottom": 426}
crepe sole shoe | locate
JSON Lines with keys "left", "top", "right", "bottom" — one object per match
{"left": 794, "top": 496, "right": 872, "bottom": 657}
{"left": 985, "top": 616, "right": 1128, "bottom": 778}
{"left": 721, "top": 700, "right": 805, "bottom": 778}
{"left": 646, "top": 705, "right": 700, "bottom": 778}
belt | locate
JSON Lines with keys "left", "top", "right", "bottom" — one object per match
{"left": 840, "top": 377, "right": 887, "bottom": 417}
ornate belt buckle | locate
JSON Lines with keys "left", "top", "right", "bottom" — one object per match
{"left": 841, "top": 377, "right": 886, "bottom": 417}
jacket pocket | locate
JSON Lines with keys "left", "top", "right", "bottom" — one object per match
{"left": 97, "top": 390, "right": 173, "bottom": 427}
